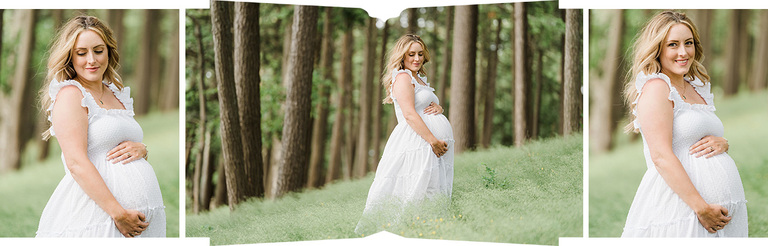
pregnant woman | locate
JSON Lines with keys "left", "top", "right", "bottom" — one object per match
{"left": 36, "top": 16, "right": 166, "bottom": 237}
{"left": 621, "top": 11, "right": 747, "bottom": 237}
{"left": 355, "top": 34, "right": 454, "bottom": 235}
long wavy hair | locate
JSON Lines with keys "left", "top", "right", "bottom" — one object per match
{"left": 39, "top": 15, "right": 123, "bottom": 140}
{"left": 381, "top": 34, "right": 431, "bottom": 104}
{"left": 623, "top": 10, "right": 710, "bottom": 133}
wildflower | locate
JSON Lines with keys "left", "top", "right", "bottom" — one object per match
{"left": 431, "top": 231, "right": 436, "bottom": 235}
{"left": 439, "top": 218, "right": 443, "bottom": 222}
{"left": 419, "top": 233, "right": 423, "bottom": 237}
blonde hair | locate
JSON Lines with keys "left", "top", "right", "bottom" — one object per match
{"left": 40, "top": 15, "right": 123, "bottom": 140}
{"left": 623, "top": 10, "right": 710, "bottom": 133}
{"left": 381, "top": 34, "right": 431, "bottom": 104}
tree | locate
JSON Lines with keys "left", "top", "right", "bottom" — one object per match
{"left": 448, "top": 5, "right": 478, "bottom": 153}
{"left": 371, "top": 19, "right": 390, "bottom": 170}
{"left": 326, "top": 23, "right": 353, "bottom": 184}
{"left": 234, "top": 2, "right": 264, "bottom": 198}
{"left": 437, "top": 6, "right": 453, "bottom": 107}
{"left": 750, "top": 10, "right": 768, "bottom": 90}
{"left": 135, "top": 9, "right": 161, "bottom": 115}
{"left": 723, "top": 10, "right": 748, "bottom": 96}
{"left": 408, "top": 8, "right": 419, "bottom": 34}
{"left": 513, "top": 2, "right": 530, "bottom": 146}
{"left": 481, "top": 17, "right": 502, "bottom": 148}
{"left": 211, "top": 0, "right": 247, "bottom": 210}
{"left": 354, "top": 17, "right": 378, "bottom": 178}
{"left": 589, "top": 9, "right": 620, "bottom": 150}
{"left": 307, "top": 7, "right": 334, "bottom": 188}
{"left": 272, "top": 5, "right": 319, "bottom": 198}
{"left": 0, "top": 9, "right": 37, "bottom": 173}
{"left": 161, "top": 10, "right": 180, "bottom": 111}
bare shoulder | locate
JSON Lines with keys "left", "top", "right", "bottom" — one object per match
{"left": 394, "top": 73, "right": 413, "bottom": 86}
{"left": 639, "top": 78, "right": 671, "bottom": 97}
{"left": 55, "top": 85, "right": 85, "bottom": 104}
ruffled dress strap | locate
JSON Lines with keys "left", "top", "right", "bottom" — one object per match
{"left": 105, "top": 82, "right": 136, "bottom": 116}
{"left": 46, "top": 79, "right": 100, "bottom": 136}
{"left": 687, "top": 76, "right": 716, "bottom": 111}
{"left": 631, "top": 72, "right": 681, "bottom": 131}
{"left": 390, "top": 69, "right": 434, "bottom": 101}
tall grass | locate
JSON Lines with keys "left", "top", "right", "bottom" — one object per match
{"left": 590, "top": 91, "right": 768, "bottom": 237}
{"left": 0, "top": 111, "right": 180, "bottom": 237}
{"left": 186, "top": 134, "right": 582, "bottom": 245}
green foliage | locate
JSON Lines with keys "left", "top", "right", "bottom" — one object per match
{"left": 187, "top": 135, "right": 582, "bottom": 245}
{"left": 590, "top": 91, "right": 768, "bottom": 237}
{"left": 480, "top": 163, "right": 510, "bottom": 189}
{"left": 0, "top": 111, "right": 180, "bottom": 237}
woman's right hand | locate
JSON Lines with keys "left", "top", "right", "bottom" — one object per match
{"left": 113, "top": 209, "right": 149, "bottom": 238}
{"left": 430, "top": 139, "right": 448, "bottom": 157}
{"left": 695, "top": 203, "right": 731, "bottom": 233}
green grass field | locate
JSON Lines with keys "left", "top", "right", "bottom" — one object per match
{"left": 186, "top": 134, "right": 582, "bottom": 245}
{"left": 0, "top": 110, "right": 180, "bottom": 237}
{"left": 590, "top": 90, "right": 768, "bottom": 237}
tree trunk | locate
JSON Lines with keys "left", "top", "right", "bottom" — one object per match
{"left": 532, "top": 46, "right": 543, "bottom": 139}
{"left": 106, "top": 9, "right": 125, "bottom": 61}
{"left": 162, "top": 10, "right": 180, "bottom": 111}
{"left": 513, "top": 3, "right": 529, "bottom": 147}
{"left": 234, "top": 2, "right": 265, "bottom": 198}
{"left": 211, "top": 0, "right": 247, "bottom": 210}
{"left": 211, "top": 159, "right": 228, "bottom": 209}
{"left": 272, "top": 5, "right": 319, "bottom": 198}
{"left": 0, "top": 9, "right": 36, "bottom": 173}
{"left": 408, "top": 8, "right": 419, "bottom": 34}
{"left": 355, "top": 17, "right": 377, "bottom": 178}
{"left": 481, "top": 17, "right": 501, "bottom": 148}
{"left": 724, "top": 10, "right": 747, "bottom": 96}
{"left": 200, "top": 126, "right": 215, "bottom": 211}
{"left": 134, "top": 10, "right": 160, "bottom": 115}
{"left": 326, "top": 28, "right": 353, "bottom": 184}
{"left": 307, "top": 8, "right": 334, "bottom": 188}
{"left": 751, "top": 10, "right": 768, "bottom": 90}
{"left": 589, "top": 9, "right": 621, "bottom": 151}
{"left": 281, "top": 14, "right": 293, "bottom": 86}
{"left": 438, "top": 6, "right": 453, "bottom": 108}
{"left": 563, "top": 9, "right": 582, "bottom": 136}
{"left": 371, "top": 20, "right": 390, "bottom": 171}
{"left": 448, "top": 5, "right": 478, "bottom": 153}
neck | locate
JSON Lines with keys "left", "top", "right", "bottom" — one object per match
{"left": 76, "top": 77, "right": 104, "bottom": 93}
{"left": 661, "top": 70, "right": 686, "bottom": 87}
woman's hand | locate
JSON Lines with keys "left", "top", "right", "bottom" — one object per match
{"left": 113, "top": 209, "right": 149, "bottom": 238}
{"left": 695, "top": 203, "right": 731, "bottom": 233}
{"left": 430, "top": 139, "right": 448, "bottom": 157}
{"left": 424, "top": 102, "right": 443, "bottom": 115}
{"left": 107, "top": 141, "right": 148, "bottom": 164}
{"left": 689, "top": 135, "right": 729, "bottom": 158}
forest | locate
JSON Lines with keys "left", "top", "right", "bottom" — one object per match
{"left": 185, "top": 1, "right": 582, "bottom": 213}
{"left": 0, "top": 9, "right": 180, "bottom": 173}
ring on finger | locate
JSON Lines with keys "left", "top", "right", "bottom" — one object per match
{"left": 709, "top": 146, "right": 714, "bottom": 152}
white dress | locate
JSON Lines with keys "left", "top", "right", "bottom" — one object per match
{"left": 622, "top": 72, "right": 748, "bottom": 237}
{"left": 36, "top": 79, "right": 166, "bottom": 237}
{"left": 355, "top": 69, "right": 454, "bottom": 235}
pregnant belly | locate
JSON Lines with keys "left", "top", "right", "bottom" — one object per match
{"left": 682, "top": 153, "right": 746, "bottom": 204}
{"left": 421, "top": 113, "right": 453, "bottom": 141}
{"left": 100, "top": 158, "right": 164, "bottom": 210}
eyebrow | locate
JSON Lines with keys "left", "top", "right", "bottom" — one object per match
{"left": 74, "top": 44, "right": 106, "bottom": 50}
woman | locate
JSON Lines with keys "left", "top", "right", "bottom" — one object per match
{"left": 355, "top": 34, "right": 454, "bottom": 235}
{"left": 36, "top": 16, "right": 165, "bottom": 237}
{"left": 621, "top": 11, "right": 747, "bottom": 237}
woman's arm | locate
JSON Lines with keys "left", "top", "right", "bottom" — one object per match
{"left": 52, "top": 86, "right": 149, "bottom": 237}
{"left": 392, "top": 73, "right": 448, "bottom": 157}
{"left": 636, "top": 79, "right": 731, "bottom": 233}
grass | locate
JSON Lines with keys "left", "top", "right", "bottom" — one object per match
{"left": 0, "top": 110, "right": 180, "bottom": 237}
{"left": 589, "top": 90, "right": 768, "bottom": 237}
{"left": 186, "top": 134, "right": 582, "bottom": 245}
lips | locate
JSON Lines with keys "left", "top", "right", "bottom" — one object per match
{"left": 675, "top": 59, "right": 688, "bottom": 66}
{"left": 86, "top": 67, "right": 100, "bottom": 72}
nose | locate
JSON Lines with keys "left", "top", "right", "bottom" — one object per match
{"left": 86, "top": 51, "right": 95, "bottom": 64}
{"left": 678, "top": 47, "right": 688, "bottom": 57}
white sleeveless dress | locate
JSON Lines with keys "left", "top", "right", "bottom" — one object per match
{"left": 622, "top": 72, "right": 748, "bottom": 237}
{"left": 355, "top": 69, "right": 454, "bottom": 235}
{"left": 36, "top": 79, "right": 166, "bottom": 237}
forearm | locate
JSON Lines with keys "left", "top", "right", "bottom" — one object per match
{"left": 404, "top": 113, "right": 438, "bottom": 144}
{"left": 66, "top": 157, "right": 125, "bottom": 219}
{"left": 653, "top": 154, "right": 708, "bottom": 212}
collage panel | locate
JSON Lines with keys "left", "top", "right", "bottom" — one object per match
{"left": 589, "top": 9, "right": 768, "bottom": 238}
{"left": 184, "top": 1, "right": 583, "bottom": 245}
{"left": 0, "top": 9, "right": 180, "bottom": 237}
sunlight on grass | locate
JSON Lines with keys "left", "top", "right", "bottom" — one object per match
{"left": 186, "top": 134, "right": 582, "bottom": 245}
{"left": 590, "top": 91, "right": 768, "bottom": 237}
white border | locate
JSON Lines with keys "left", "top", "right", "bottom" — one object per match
{"left": 0, "top": 0, "right": 207, "bottom": 9}
{"left": 559, "top": 0, "right": 768, "bottom": 9}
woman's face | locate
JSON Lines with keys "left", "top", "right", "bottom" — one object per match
{"left": 659, "top": 23, "right": 695, "bottom": 79}
{"left": 72, "top": 30, "right": 108, "bottom": 84}
{"left": 403, "top": 42, "right": 424, "bottom": 73}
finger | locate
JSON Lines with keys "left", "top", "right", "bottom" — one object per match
{"left": 705, "top": 150, "right": 717, "bottom": 159}
{"left": 108, "top": 148, "right": 128, "bottom": 160}
{"left": 122, "top": 153, "right": 139, "bottom": 164}
{"left": 720, "top": 207, "right": 729, "bottom": 217}
{"left": 112, "top": 153, "right": 129, "bottom": 164}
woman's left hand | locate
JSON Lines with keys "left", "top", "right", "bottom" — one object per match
{"left": 107, "top": 141, "right": 147, "bottom": 164}
{"left": 689, "top": 135, "right": 729, "bottom": 158}
{"left": 424, "top": 102, "right": 443, "bottom": 115}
